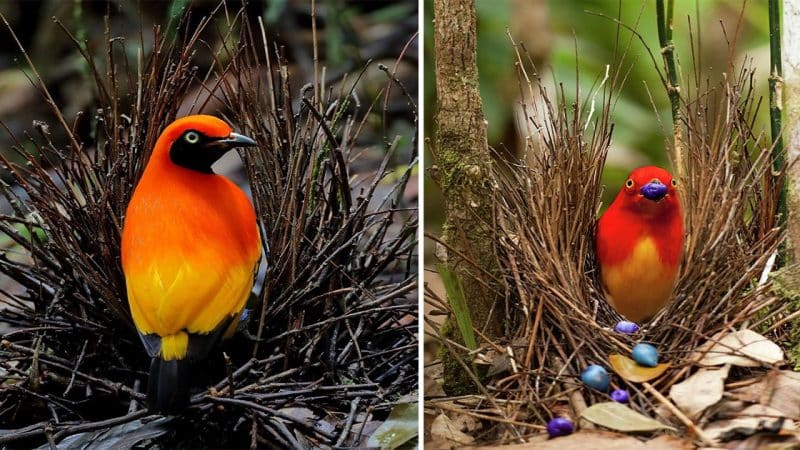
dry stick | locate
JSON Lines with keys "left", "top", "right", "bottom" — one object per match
{"left": 641, "top": 382, "right": 714, "bottom": 446}
{"left": 436, "top": 330, "right": 523, "bottom": 440}
{"left": 2, "top": 340, "right": 145, "bottom": 400}
{"left": 433, "top": 402, "right": 545, "bottom": 431}
{"left": 334, "top": 397, "right": 361, "bottom": 447}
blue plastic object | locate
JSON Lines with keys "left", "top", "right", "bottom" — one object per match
{"left": 580, "top": 364, "right": 610, "bottom": 391}
{"left": 632, "top": 343, "right": 659, "bottom": 367}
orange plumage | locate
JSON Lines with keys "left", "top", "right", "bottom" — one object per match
{"left": 595, "top": 166, "right": 684, "bottom": 322}
{"left": 121, "top": 115, "right": 260, "bottom": 411}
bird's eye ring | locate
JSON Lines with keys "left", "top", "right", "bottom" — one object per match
{"left": 671, "top": 179, "right": 677, "bottom": 187}
{"left": 184, "top": 131, "right": 200, "bottom": 144}
{"left": 625, "top": 179, "right": 634, "bottom": 188}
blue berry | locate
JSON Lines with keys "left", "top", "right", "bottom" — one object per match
{"left": 580, "top": 364, "right": 610, "bottom": 391}
{"left": 632, "top": 343, "right": 659, "bottom": 367}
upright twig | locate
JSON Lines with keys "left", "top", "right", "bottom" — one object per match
{"left": 656, "top": 0, "right": 684, "bottom": 181}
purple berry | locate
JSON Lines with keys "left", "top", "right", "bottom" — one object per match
{"left": 614, "top": 321, "right": 640, "bottom": 334}
{"left": 546, "top": 417, "right": 574, "bottom": 437}
{"left": 611, "top": 389, "right": 630, "bottom": 403}
{"left": 580, "top": 364, "right": 610, "bottom": 391}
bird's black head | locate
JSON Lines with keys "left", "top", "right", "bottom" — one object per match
{"left": 169, "top": 129, "right": 257, "bottom": 174}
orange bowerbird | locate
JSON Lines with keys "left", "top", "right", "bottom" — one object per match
{"left": 121, "top": 115, "right": 260, "bottom": 412}
{"left": 595, "top": 166, "right": 684, "bottom": 323}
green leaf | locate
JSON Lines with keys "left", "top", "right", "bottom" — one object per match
{"left": 366, "top": 403, "right": 418, "bottom": 450}
{"left": 437, "top": 266, "right": 477, "bottom": 351}
{"left": 581, "top": 402, "right": 676, "bottom": 433}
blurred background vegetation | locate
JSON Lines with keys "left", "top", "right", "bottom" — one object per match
{"left": 424, "top": 0, "right": 770, "bottom": 253}
{"left": 0, "top": 0, "right": 417, "bottom": 176}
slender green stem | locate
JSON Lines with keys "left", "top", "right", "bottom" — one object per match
{"left": 657, "top": 0, "right": 684, "bottom": 180}
{"left": 769, "top": 0, "right": 786, "bottom": 230}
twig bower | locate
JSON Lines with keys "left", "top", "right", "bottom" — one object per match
{"left": 439, "top": 30, "right": 784, "bottom": 438}
{"left": 0, "top": 8, "right": 417, "bottom": 449}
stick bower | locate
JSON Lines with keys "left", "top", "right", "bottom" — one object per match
{"left": 428, "top": 42, "right": 784, "bottom": 443}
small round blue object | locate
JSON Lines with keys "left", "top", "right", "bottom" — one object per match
{"left": 641, "top": 181, "right": 668, "bottom": 201}
{"left": 546, "top": 417, "right": 574, "bottom": 438}
{"left": 614, "top": 320, "right": 640, "bottom": 334}
{"left": 580, "top": 364, "right": 610, "bottom": 391}
{"left": 610, "top": 389, "right": 630, "bottom": 403}
{"left": 632, "top": 343, "right": 659, "bottom": 367}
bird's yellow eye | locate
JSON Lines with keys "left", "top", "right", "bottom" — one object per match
{"left": 671, "top": 179, "right": 677, "bottom": 187}
{"left": 184, "top": 131, "right": 200, "bottom": 144}
{"left": 625, "top": 179, "right": 634, "bottom": 188}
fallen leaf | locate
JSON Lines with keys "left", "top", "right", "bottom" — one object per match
{"left": 732, "top": 433, "right": 800, "bottom": 450}
{"left": 34, "top": 417, "right": 171, "bottom": 450}
{"left": 668, "top": 366, "right": 729, "bottom": 419}
{"left": 424, "top": 373, "right": 446, "bottom": 397}
{"left": 694, "top": 330, "right": 784, "bottom": 367}
{"left": 486, "top": 350, "right": 512, "bottom": 377}
{"left": 367, "top": 403, "right": 419, "bottom": 450}
{"left": 429, "top": 414, "right": 474, "bottom": 445}
{"left": 278, "top": 407, "right": 316, "bottom": 425}
{"left": 703, "top": 405, "right": 795, "bottom": 444}
{"left": 469, "top": 431, "right": 692, "bottom": 449}
{"left": 450, "top": 413, "right": 481, "bottom": 433}
{"left": 609, "top": 354, "right": 670, "bottom": 383}
{"left": 730, "top": 370, "right": 800, "bottom": 420}
{"left": 580, "top": 402, "right": 676, "bottom": 433}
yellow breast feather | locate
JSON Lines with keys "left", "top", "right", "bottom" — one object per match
{"left": 602, "top": 237, "right": 677, "bottom": 322}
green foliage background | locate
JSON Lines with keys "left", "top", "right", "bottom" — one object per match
{"left": 424, "top": 0, "right": 770, "bottom": 245}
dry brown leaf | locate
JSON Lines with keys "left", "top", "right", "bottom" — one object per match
{"left": 668, "top": 366, "right": 729, "bottom": 419}
{"left": 703, "top": 405, "right": 795, "bottom": 444}
{"left": 424, "top": 373, "right": 446, "bottom": 397}
{"left": 469, "top": 431, "right": 692, "bottom": 449}
{"left": 731, "top": 432, "right": 800, "bottom": 450}
{"left": 609, "top": 354, "right": 671, "bottom": 383}
{"left": 430, "top": 414, "right": 474, "bottom": 445}
{"left": 694, "top": 330, "right": 784, "bottom": 367}
{"left": 730, "top": 370, "right": 800, "bottom": 420}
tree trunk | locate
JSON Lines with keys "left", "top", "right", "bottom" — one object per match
{"left": 785, "top": 1, "right": 800, "bottom": 260}
{"left": 781, "top": 0, "right": 800, "bottom": 368}
{"left": 431, "top": 0, "right": 502, "bottom": 394}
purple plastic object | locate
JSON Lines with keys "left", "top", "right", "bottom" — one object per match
{"left": 546, "top": 417, "right": 574, "bottom": 438}
{"left": 611, "top": 389, "right": 630, "bottom": 403}
{"left": 614, "top": 321, "right": 640, "bottom": 334}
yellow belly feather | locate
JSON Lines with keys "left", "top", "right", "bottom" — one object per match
{"left": 602, "top": 237, "right": 677, "bottom": 322}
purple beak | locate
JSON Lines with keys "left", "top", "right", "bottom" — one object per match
{"left": 640, "top": 181, "right": 667, "bottom": 201}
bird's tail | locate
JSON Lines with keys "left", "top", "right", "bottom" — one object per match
{"left": 147, "top": 357, "right": 190, "bottom": 413}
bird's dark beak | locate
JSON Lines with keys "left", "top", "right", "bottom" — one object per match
{"left": 640, "top": 180, "right": 668, "bottom": 201}
{"left": 214, "top": 132, "right": 257, "bottom": 149}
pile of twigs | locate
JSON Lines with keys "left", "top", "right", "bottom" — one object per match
{"left": 0, "top": 7, "right": 417, "bottom": 448}
{"left": 427, "top": 26, "right": 784, "bottom": 445}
